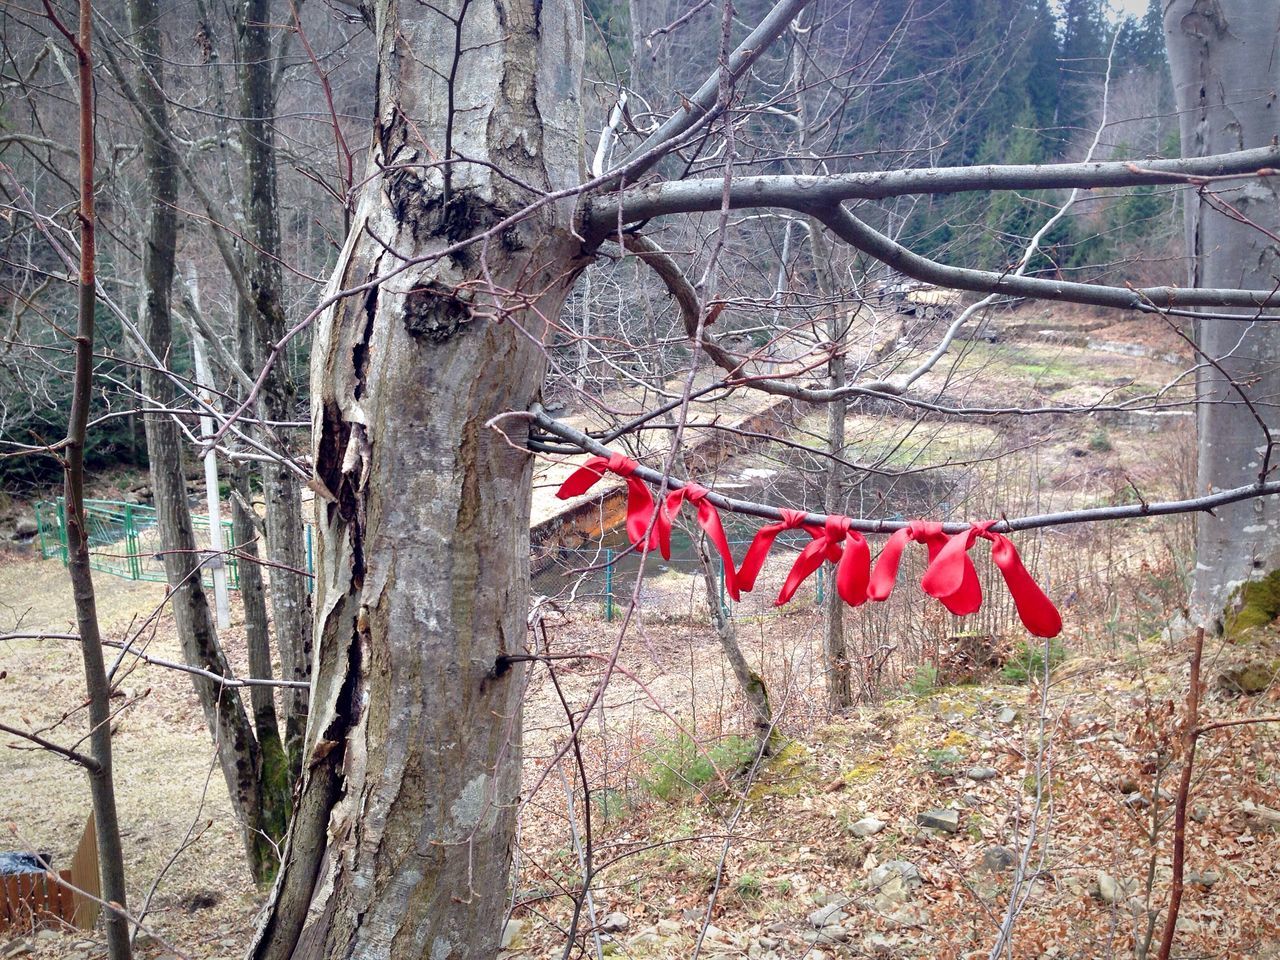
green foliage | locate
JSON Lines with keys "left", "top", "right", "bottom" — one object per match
{"left": 0, "top": 297, "right": 149, "bottom": 490}
{"left": 593, "top": 787, "right": 627, "bottom": 822}
{"left": 924, "top": 747, "right": 964, "bottom": 775}
{"left": 637, "top": 733, "right": 760, "bottom": 801}
{"left": 1002, "top": 638, "right": 1068, "bottom": 683}
{"left": 1087, "top": 429, "right": 1113, "bottom": 453}
{"left": 733, "top": 872, "right": 765, "bottom": 901}
{"left": 907, "top": 664, "right": 938, "bottom": 698}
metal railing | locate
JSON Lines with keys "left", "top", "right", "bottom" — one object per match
{"left": 33, "top": 498, "right": 315, "bottom": 591}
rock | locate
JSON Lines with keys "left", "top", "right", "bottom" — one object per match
{"left": 868, "top": 860, "right": 922, "bottom": 906}
{"left": 1217, "top": 660, "right": 1280, "bottom": 695}
{"left": 917, "top": 808, "right": 960, "bottom": 833}
{"left": 965, "top": 766, "right": 999, "bottom": 781}
{"left": 657, "top": 919, "right": 682, "bottom": 935}
{"left": 864, "top": 933, "right": 898, "bottom": 954}
{"left": 808, "top": 902, "right": 847, "bottom": 928}
{"left": 1241, "top": 799, "right": 1280, "bottom": 827}
{"left": 601, "top": 912, "right": 630, "bottom": 933}
{"left": 981, "top": 845, "right": 1017, "bottom": 872}
{"left": 849, "top": 817, "right": 885, "bottom": 837}
{"left": 14, "top": 516, "right": 37, "bottom": 538}
{"left": 1185, "top": 869, "right": 1220, "bottom": 887}
{"left": 2, "top": 941, "right": 32, "bottom": 959}
{"left": 1096, "top": 873, "right": 1119, "bottom": 904}
{"left": 33, "top": 932, "right": 59, "bottom": 942}
{"left": 500, "top": 919, "right": 523, "bottom": 949}
{"left": 1190, "top": 803, "right": 1210, "bottom": 823}
{"left": 1095, "top": 872, "right": 1138, "bottom": 905}
{"left": 1123, "top": 792, "right": 1150, "bottom": 810}
{"left": 702, "top": 924, "right": 732, "bottom": 945}
{"left": 630, "top": 932, "right": 661, "bottom": 948}
{"left": 997, "top": 707, "right": 1017, "bottom": 724}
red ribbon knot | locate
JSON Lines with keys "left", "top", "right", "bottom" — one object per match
{"left": 655, "top": 482, "right": 741, "bottom": 601}
{"left": 921, "top": 521, "right": 1061, "bottom": 637}
{"left": 554, "top": 453, "right": 656, "bottom": 548}
{"left": 775, "top": 514, "right": 870, "bottom": 608}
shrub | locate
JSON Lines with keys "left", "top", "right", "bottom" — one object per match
{"left": 907, "top": 664, "right": 938, "bottom": 697}
{"left": 638, "top": 733, "right": 759, "bottom": 801}
{"left": 1001, "top": 638, "right": 1068, "bottom": 683}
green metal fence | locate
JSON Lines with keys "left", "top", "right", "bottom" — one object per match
{"left": 35, "top": 498, "right": 242, "bottom": 590}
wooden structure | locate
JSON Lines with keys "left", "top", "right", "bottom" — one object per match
{"left": 0, "top": 814, "right": 100, "bottom": 933}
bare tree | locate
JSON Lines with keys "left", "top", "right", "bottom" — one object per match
{"left": 48, "top": 0, "right": 132, "bottom": 954}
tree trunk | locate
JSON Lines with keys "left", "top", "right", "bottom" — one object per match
{"left": 236, "top": 0, "right": 312, "bottom": 775}
{"left": 249, "top": 2, "right": 584, "bottom": 957}
{"left": 130, "top": 0, "right": 280, "bottom": 885}
{"left": 62, "top": 4, "right": 132, "bottom": 955}
{"left": 231, "top": 462, "right": 290, "bottom": 829}
{"left": 1165, "top": 0, "right": 1280, "bottom": 626}
{"left": 695, "top": 536, "right": 773, "bottom": 743}
{"left": 810, "top": 222, "right": 854, "bottom": 710}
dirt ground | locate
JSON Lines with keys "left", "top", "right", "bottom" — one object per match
{"left": 0, "top": 555, "right": 264, "bottom": 959}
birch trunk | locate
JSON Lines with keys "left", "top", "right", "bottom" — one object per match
{"left": 1165, "top": 0, "right": 1280, "bottom": 626}
{"left": 250, "top": 1, "right": 584, "bottom": 956}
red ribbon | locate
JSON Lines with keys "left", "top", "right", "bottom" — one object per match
{"left": 775, "top": 515, "right": 870, "bottom": 608}
{"left": 555, "top": 453, "right": 655, "bottom": 548}
{"left": 921, "top": 521, "right": 1062, "bottom": 637}
{"left": 654, "top": 483, "right": 741, "bottom": 601}
{"left": 736, "top": 508, "right": 810, "bottom": 593}
{"left": 868, "top": 520, "right": 974, "bottom": 608}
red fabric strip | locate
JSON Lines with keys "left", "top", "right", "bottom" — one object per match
{"left": 775, "top": 515, "right": 870, "bottom": 608}
{"left": 736, "top": 508, "right": 810, "bottom": 593}
{"left": 656, "top": 483, "right": 741, "bottom": 601}
{"left": 988, "top": 533, "right": 1063, "bottom": 637}
{"left": 554, "top": 453, "right": 656, "bottom": 548}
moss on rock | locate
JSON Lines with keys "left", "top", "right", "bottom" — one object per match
{"left": 1223, "top": 569, "right": 1280, "bottom": 641}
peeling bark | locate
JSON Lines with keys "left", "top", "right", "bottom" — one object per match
{"left": 250, "top": 2, "right": 584, "bottom": 957}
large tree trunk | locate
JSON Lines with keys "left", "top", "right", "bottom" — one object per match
{"left": 236, "top": 0, "right": 312, "bottom": 775}
{"left": 1166, "top": 0, "right": 1280, "bottom": 626}
{"left": 250, "top": 2, "right": 584, "bottom": 957}
{"left": 130, "top": 0, "right": 280, "bottom": 885}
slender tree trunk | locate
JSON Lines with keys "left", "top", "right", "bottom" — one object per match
{"left": 232, "top": 463, "right": 290, "bottom": 832}
{"left": 1165, "top": 0, "right": 1280, "bottom": 626}
{"left": 810, "top": 222, "right": 854, "bottom": 709}
{"left": 695, "top": 536, "right": 773, "bottom": 743}
{"left": 60, "top": 4, "right": 131, "bottom": 955}
{"left": 250, "top": 2, "right": 584, "bottom": 956}
{"left": 236, "top": 0, "right": 311, "bottom": 775}
{"left": 129, "top": 0, "right": 280, "bottom": 885}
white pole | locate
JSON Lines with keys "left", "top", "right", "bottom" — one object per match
{"left": 190, "top": 321, "right": 232, "bottom": 631}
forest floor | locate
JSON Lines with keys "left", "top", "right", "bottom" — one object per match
{"left": 1, "top": 303, "right": 1278, "bottom": 959}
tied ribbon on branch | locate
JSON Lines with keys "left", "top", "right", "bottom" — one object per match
{"left": 919, "top": 521, "right": 1062, "bottom": 638}
{"left": 555, "top": 453, "right": 655, "bottom": 548}
{"left": 868, "top": 521, "right": 970, "bottom": 608}
{"left": 654, "top": 483, "right": 741, "bottom": 601}
{"left": 767, "top": 514, "right": 870, "bottom": 608}
{"left": 736, "top": 508, "right": 810, "bottom": 593}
